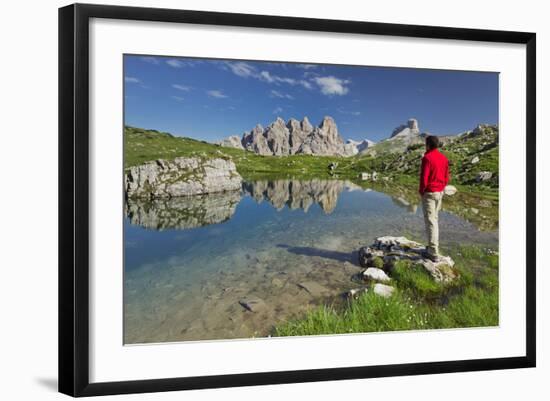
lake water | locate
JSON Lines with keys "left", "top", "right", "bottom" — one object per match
{"left": 124, "top": 179, "right": 498, "bottom": 344}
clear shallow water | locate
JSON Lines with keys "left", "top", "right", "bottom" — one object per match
{"left": 124, "top": 179, "right": 498, "bottom": 344}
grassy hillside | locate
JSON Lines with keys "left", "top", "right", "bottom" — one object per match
{"left": 125, "top": 126, "right": 351, "bottom": 180}
{"left": 124, "top": 125, "right": 499, "bottom": 192}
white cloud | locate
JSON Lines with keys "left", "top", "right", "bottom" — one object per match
{"left": 297, "top": 64, "right": 317, "bottom": 69}
{"left": 273, "top": 106, "right": 283, "bottom": 115}
{"left": 171, "top": 96, "right": 185, "bottom": 101}
{"left": 226, "top": 62, "right": 256, "bottom": 78}
{"left": 270, "top": 90, "right": 294, "bottom": 99}
{"left": 313, "top": 76, "right": 351, "bottom": 96}
{"left": 140, "top": 56, "right": 160, "bottom": 64}
{"left": 165, "top": 59, "right": 201, "bottom": 68}
{"left": 207, "top": 90, "right": 228, "bottom": 99}
{"left": 259, "top": 70, "right": 276, "bottom": 83}
{"left": 124, "top": 76, "right": 141, "bottom": 83}
{"left": 172, "top": 84, "right": 191, "bottom": 91}
{"left": 300, "top": 80, "right": 313, "bottom": 90}
{"left": 166, "top": 59, "right": 185, "bottom": 68}
{"left": 224, "top": 62, "right": 312, "bottom": 90}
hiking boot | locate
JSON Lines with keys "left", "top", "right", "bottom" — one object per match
{"left": 422, "top": 250, "right": 441, "bottom": 263}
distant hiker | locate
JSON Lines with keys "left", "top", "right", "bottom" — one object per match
{"left": 419, "top": 135, "right": 450, "bottom": 262}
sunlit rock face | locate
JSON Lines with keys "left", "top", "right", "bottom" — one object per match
{"left": 125, "top": 157, "right": 242, "bottom": 198}
{"left": 390, "top": 118, "right": 420, "bottom": 139}
{"left": 125, "top": 191, "right": 241, "bottom": 230}
{"left": 240, "top": 116, "right": 355, "bottom": 157}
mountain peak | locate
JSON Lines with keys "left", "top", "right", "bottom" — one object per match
{"left": 235, "top": 116, "right": 354, "bottom": 157}
{"left": 390, "top": 118, "right": 420, "bottom": 139}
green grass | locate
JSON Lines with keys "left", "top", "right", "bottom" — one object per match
{"left": 124, "top": 126, "right": 348, "bottom": 180}
{"left": 392, "top": 260, "right": 447, "bottom": 298}
{"left": 274, "top": 245, "right": 499, "bottom": 336}
{"left": 124, "top": 125, "right": 499, "bottom": 189}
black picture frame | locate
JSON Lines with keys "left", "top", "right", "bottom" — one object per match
{"left": 58, "top": 3, "right": 536, "bottom": 397}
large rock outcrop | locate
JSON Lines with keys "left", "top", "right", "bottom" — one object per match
{"left": 216, "top": 135, "right": 244, "bottom": 150}
{"left": 358, "top": 236, "right": 458, "bottom": 284}
{"left": 125, "top": 157, "right": 242, "bottom": 198}
{"left": 238, "top": 116, "right": 355, "bottom": 157}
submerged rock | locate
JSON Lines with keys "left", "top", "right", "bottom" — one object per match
{"left": 298, "top": 281, "right": 329, "bottom": 297}
{"left": 238, "top": 297, "right": 267, "bottom": 313}
{"left": 298, "top": 281, "right": 330, "bottom": 297}
{"left": 125, "top": 157, "right": 242, "bottom": 198}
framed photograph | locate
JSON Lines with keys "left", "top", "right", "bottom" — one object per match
{"left": 59, "top": 3, "right": 536, "bottom": 397}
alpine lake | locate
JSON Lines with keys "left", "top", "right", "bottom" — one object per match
{"left": 124, "top": 178, "right": 498, "bottom": 344}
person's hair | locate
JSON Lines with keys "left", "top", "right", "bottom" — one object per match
{"left": 426, "top": 135, "right": 440, "bottom": 150}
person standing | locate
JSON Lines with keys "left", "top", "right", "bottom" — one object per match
{"left": 418, "top": 135, "right": 450, "bottom": 262}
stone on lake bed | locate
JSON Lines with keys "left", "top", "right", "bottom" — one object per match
{"left": 373, "top": 283, "right": 395, "bottom": 298}
{"left": 298, "top": 281, "right": 330, "bottom": 297}
{"left": 271, "top": 277, "right": 285, "bottom": 288}
{"left": 238, "top": 297, "right": 267, "bottom": 313}
{"left": 362, "top": 267, "right": 391, "bottom": 283}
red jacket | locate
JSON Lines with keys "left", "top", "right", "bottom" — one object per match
{"left": 419, "top": 148, "right": 450, "bottom": 194}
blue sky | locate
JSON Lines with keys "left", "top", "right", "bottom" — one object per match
{"left": 124, "top": 55, "right": 498, "bottom": 143}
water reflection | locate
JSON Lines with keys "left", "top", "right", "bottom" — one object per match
{"left": 125, "top": 191, "right": 241, "bottom": 230}
{"left": 243, "top": 179, "right": 355, "bottom": 213}
{"left": 125, "top": 178, "right": 498, "bottom": 231}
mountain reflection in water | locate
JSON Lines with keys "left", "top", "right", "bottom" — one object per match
{"left": 125, "top": 179, "right": 497, "bottom": 232}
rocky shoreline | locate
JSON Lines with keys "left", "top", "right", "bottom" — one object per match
{"left": 344, "top": 236, "right": 457, "bottom": 299}
{"left": 237, "top": 235, "right": 458, "bottom": 314}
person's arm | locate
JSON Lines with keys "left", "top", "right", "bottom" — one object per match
{"left": 445, "top": 160, "right": 450, "bottom": 186}
{"left": 419, "top": 157, "right": 429, "bottom": 195}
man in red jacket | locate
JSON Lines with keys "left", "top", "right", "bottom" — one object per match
{"left": 419, "top": 135, "right": 450, "bottom": 262}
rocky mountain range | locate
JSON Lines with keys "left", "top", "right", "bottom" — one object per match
{"left": 219, "top": 116, "right": 367, "bottom": 157}
{"left": 217, "top": 116, "right": 432, "bottom": 157}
